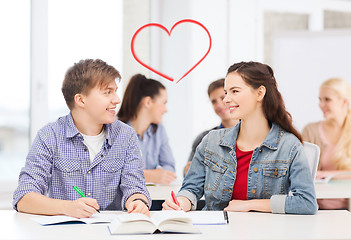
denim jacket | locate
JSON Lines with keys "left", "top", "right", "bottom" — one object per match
{"left": 178, "top": 122, "right": 318, "bottom": 214}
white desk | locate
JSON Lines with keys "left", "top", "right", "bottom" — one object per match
{"left": 1, "top": 210, "right": 351, "bottom": 239}
{"left": 315, "top": 180, "right": 351, "bottom": 210}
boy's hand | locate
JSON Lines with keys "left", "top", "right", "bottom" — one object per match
{"left": 126, "top": 200, "right": 150, "bottom": 216}
{"left": 63, "top": 198, "right": 100, "bottom": 218}
{"left": 162, "top": 196, "right": 191, "bottom": 211}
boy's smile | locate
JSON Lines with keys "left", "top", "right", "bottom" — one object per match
{"left": 82, "top": 80, "right": 121, "bottom": 128}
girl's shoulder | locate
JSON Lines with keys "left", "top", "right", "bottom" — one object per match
{"left": 303, "top": 121, "right": 321, "bottom": 131}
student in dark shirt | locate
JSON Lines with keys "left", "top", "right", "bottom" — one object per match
{"left": 184, "top": 79, "right": 239, "bottom": 176}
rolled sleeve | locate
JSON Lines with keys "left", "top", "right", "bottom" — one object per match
{"left": 178, "top": 190, "right": 198, "bottom": 211}
{"left": 270, "top": 195, "right": 287, "bottom": 214}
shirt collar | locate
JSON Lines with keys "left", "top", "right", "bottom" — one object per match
{"left": 219, "top": 121, "right": 282, "bottom": 150}
{"left": 66, "top": 112, "right": 112, "bottom": 147}
{"left": 66, "top": 113, "right": 81, "bottom": 138}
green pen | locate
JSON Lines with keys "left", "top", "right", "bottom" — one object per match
{"left": 73, "top": 186, "right": 100, "bottom": 213}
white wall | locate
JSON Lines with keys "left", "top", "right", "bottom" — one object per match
{"left": 146, "top": 0, "right": 260, "bottom": 177}
{"left": 273, "top": 30, "right": 351, "bottom": 131}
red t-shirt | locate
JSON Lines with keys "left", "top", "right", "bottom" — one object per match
{"left": 231, "top": 145, "right": 253, "bottom": 200}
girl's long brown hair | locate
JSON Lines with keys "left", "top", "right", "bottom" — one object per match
{"left": 227, "top": 61, "right": 303, "bottom": 143}
{"left": 117, "top": 74, "right": 165, "bottom": 123}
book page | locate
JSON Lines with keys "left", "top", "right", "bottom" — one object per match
{"left": 150, "top": 210, "right": 191, "bottom": 226}
{"left": 116, "top": 212, "right": 152, "bottom": 223}
{"left": 109, "top": 213, "right": 157, "bottom": 234}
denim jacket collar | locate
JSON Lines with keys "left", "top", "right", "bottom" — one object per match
{"left": 219, "top": 121, "right": 282, "bottom": 151}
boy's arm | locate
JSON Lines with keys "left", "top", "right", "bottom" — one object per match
{"left": 120, "top": 132, "right": 151, "bottom": 213}
{"left": 13, "top": 127, "right": 99, "bottom": 218}
{"left": 17, "top": 192, "right": 99, "bottom": 218}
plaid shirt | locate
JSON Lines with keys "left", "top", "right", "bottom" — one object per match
{"left": 13, "top": 113, "right": 151, "bottom": 210}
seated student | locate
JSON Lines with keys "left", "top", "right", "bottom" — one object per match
{"left": 13, "top": 59, "right": 150, "bottom": 218}
{"left": 117, "top": 74, "right": 176, "bottom": 185}
{"left": 302, "top": 78, "right": 351, "bottom": 210}
{"left": 184, "top": 78, "right": 239, "bottom": 176}
{"left": 163, "top": 61, "right": 317, "bottom": 214}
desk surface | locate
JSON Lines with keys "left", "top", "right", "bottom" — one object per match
{"left": 2, "top": 210, "right": 351, "bottom": 240}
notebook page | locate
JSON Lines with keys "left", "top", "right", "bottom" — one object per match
{"left": 188, "top": 211, "right": 227, "bottom": 225}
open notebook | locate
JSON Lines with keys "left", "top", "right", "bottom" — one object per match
{"left": 31, "top": 213, "right": 116, "bottom": 225}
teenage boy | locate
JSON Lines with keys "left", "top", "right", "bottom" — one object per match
{"left": 184, "top": 79, "right": 239, "bottom": 176}
{"left": 13, "top": 59, "right": 151, "bottom": 218}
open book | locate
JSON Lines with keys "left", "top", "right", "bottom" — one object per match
{"left": 31, "top": 213, "right": 116, "bottom": 225}
{"left": 108, "top": 211, "right": 200, "bottom": 235}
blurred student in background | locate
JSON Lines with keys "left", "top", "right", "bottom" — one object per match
{"left": 184, "top": 79, "right": 239, "bottom": 176}
{"left": 302, "top": 78, "right": 351, "bottom": 209}
{"left": 117, "top": 74, "right": 176, "bottom": 185}
{"left": 163, "top": 61, "right": 317, "bottom": 214}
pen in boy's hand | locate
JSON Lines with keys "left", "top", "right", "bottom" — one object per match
{"left": 73, "top": 186, "right": 100, "bottom": 213}
{"left": 171, "top": 191, "right": 180, "bottom": 207}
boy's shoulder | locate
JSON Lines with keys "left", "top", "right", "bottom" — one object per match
{"left": 105, "top": 119, "right": 137, "bottom": 141}
{"left": 38, "top": 114, "right": 72, "bottom": 135}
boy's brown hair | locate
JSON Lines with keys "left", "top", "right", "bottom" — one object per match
{"left": 61, "top": 59, "right": 121, "bottom": 110}
{"left": 207, "top": 78, "right": 224, "bottom": 97}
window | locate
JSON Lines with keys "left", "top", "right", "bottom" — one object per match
{"left": 0, "top": 0, "right": 30, "bottom": 181}
{"left": 48, "top": 0, "right": 123, "bottom": 121}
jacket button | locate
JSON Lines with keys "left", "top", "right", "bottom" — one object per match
{"left": 251, "top": 189, "right": 256, "bottom": 194}
{"left": 254, "top": 167, "right": 258, "bottom": 172}
{"left": 259, "top": 149, "right": 262, "bottom": 153}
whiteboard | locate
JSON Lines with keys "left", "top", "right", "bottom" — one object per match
{"left": 272, "top": 30, "right": 351, "bottom": 131}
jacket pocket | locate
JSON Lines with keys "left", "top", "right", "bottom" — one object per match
{"left": 262, "top": 167, "right": 288, "bottom": 197}
{"left": 203, "top": 157, "right": 227, "bottom": 191}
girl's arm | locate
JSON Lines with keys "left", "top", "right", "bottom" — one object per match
{"left": 224, "top": 199, "right": 271, "bottom": 212}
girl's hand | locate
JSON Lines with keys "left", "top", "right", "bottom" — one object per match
{"left": 162, "top": 196, "right": 191, "bottom": 211}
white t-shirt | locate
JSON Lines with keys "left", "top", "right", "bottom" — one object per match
{"left": 82, "top": 129, "right": 105, "bottom": 163}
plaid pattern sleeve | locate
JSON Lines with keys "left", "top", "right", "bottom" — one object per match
{"left": 13, "top": 113, "right": 151, "bottom": 211}
{"left": 119, "top": 131, "right": 151, "bottom": 209}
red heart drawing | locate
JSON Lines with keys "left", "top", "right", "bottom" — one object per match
{"left": 131, "top": 19, "right": 212, "bottom": 84}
